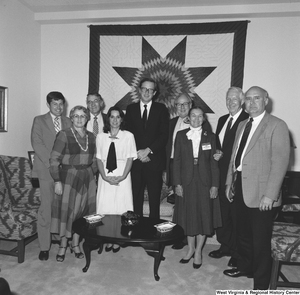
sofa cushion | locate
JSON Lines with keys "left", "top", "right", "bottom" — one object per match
{"left": 1, "top": 155, "right": 40, "bottom": 208}
{"left": 0, "top": 156, "right": 13, "bottom": 206}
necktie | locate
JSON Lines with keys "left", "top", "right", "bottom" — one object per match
{"left": 142, "top": 105, "right": 147, "bottom": 129}
{"left": 54, "top": 117, "right": 60, "bottom": 133}
{"left": 93, "top": 116, "right": 99, "bottom": 137}
{"left": 234, "top": 118, "right": 254, "bottom": 169}
{"left": 223, "top": 117, "right": 233, "bottom": 145}
{"left": 106, "top": 142, "right": 117, "bottom": 173}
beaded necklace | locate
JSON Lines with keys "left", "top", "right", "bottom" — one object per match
{"left": 71, "top": 128, "right": 88, "bottom": 152}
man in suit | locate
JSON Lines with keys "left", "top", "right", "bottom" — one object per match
{"left": 165, "top": 92, "right": 192, "bottom": 249}
{"left": 86, "top": 93, "right": 107, "bottom": 136}
{"left": 209, "top": 87, "right": 249, "bottom": 267}
{"left": 223, "top": 86, "right": 290, "bottom": 290}
{"left": 125, "top": 77, "right": 169, "bottom": 219}
{"left": 31, "top": 91, "right": 72, "bottom": 261}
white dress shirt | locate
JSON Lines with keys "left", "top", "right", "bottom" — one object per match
{"left": 218, "top": 108, "right": 243, "bottom": 147}
{"left": 235, "top": 111, "right": 265, "bottom": 171}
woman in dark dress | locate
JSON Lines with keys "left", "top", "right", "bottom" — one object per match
{"left": 50, "top": 105, "right": 97, "bottom": 262}
{"left": 173, "top": 106, "right": 221, "bottom": 269}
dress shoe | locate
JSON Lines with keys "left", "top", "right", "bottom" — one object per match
{"left": 171, "top": 241, "right": 186, "bottom": 250}
{"left": 223, "top": 268, "right": 253, "bottom": 278}
{"left": 112, "top": 246, "right": 121, "bottom": 253}
{"left": 208, "top": 249, "right": 230, "bottom": 259}
{"left": 179, "top": 253, "right": 194, "bottom": 264}
{"left": 38, "top": 251, "right": 49, "bottom": 261}
{"left": 227, "top": 257, "right": 237, "bottom": 268}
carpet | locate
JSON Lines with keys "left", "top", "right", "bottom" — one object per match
{"left": 0, "top": 238, "right": 298, "bottom": 295}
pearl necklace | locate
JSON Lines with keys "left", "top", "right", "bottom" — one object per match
{"left": 71, "top": 128, "right": 88, "bottom": 152}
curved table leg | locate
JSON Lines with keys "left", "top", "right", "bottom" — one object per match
{"left": 82, "top": 240, "right": 103, "bottom": 273}
{"left": 82, "top": 241, "right": 91, "bottom": 273}
{"left": 142, "top": 242, "right": 165, "bottom": 281}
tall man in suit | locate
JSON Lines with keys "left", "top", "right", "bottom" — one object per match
{"left": 31, "top": 91, "right": 72, "bottom": 261}
{"left": 125, "top": 77, "right": 169, "bottom": 219}
{"left": 86, "top": 93, "right": 107, "bottom": 136}
{"left": 209, "top": 87, "right": 249, "bottom": 267}
{"left": 223, "top": 86, "right": 290, "bottom": 289}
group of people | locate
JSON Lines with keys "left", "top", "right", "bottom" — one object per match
{"left": 31, "top": 77, "right": 290, "bottom": 290}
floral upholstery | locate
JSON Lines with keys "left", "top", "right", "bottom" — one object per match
{"left": 271, "top": 222, "right": 300, "bottom": 262}
{"left": 0, "top": 155, "right": 40, "bottom": 262}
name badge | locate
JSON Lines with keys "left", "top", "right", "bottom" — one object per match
{"left": 202, "top": 143, "right": 211, "bottom": 150}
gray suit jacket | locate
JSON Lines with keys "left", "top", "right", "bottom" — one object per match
{"left": 226, "top": 112, "right": 290, "bottom": 208}
{"left": 31, "top": 112, "right": 72, "bottom": 180}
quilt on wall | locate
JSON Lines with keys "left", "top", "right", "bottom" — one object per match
{"left": 88, "top": 21, "right": 248, "bottom": 130}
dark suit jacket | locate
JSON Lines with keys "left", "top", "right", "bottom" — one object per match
{"left": 226, "top": 112, "right": 290, "bottom": 208}
{"left": 125, "top": 101, "right": 169, "bottom": 171}
{"left": 216, "top": 110, "right": 249, "bottom": 191}
{"left": 173, "top": 128, "right": 219, "bottom": 188}
{"left": 165, "top": 117, "right": 179, "bottom": 185}
{"left": 31, "top": 112, "right": 72, "bottom": 180}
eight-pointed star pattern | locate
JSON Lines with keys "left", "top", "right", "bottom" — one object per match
{"left": 114, "top": 37, "right": 216, "bottom": 117}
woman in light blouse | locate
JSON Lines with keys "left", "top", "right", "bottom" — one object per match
{"left": 173, "top": 106, "right": 222, "bottom": 269}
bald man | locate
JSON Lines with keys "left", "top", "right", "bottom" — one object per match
{"left": 223, "top": 86, "right": 290, "bottom": 290}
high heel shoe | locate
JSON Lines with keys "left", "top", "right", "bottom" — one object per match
{"left": 112, "top": 245, "right": 121, "bottom": 253}
{"left": 179, "top": 253, "right": 194, "bottom": 264}
{"left": 193, "top": 253, "right": 202, "bottom": 269}
{"left": 70, "top": 245, "right": 84, "bottom": 259}
{"left": 105, "top": 244, "right": 113, "bottom": 252}
{"left": 193, "top": 262, "right": 202, "bottom": 269}
{"left": 56, "top": 246, "right": 68, "bottom": 262}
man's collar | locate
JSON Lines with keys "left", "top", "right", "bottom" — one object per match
{"left": 229, "top": 108, "right": 243, "bottom": 119}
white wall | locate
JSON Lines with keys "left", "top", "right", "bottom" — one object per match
{"left": 40, "top": 16, "right": 300, "bottom": 170}
{"left": 0, "top": 0, "right": 41, "bottom": 157}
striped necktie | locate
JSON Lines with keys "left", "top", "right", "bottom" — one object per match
{"left": 54, "top": 117, "right": 60, "bottom": 133}
{"left": 93, "top": 116, "right": 99, "bottom": 137}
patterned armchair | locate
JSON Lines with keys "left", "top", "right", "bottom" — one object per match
{"left": 270, "top": 222, "right": 300, "bottom": 289}
{"left": 0, "top": 155, "right": 40, "bottom": 263}
{"left": 277, "top": 171, "right": 300, "bottom": 224}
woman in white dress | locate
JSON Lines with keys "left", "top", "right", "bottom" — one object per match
{"left": 96, "top": 106, "right": 137, "bottom": 252}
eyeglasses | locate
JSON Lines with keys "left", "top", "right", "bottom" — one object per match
{"left": 73, "top": 115, "right": 87, "bottom": 119}
{"left": 140, "top": 87, "right": 155, "bottom": 95}
{"left": 87, "top": 99, "right": 101, "bottom": 105}
{"left": 175, "top": 102, "right": 190, "bottom": 108}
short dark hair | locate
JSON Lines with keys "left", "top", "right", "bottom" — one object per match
{"left": 103, "top": 106, "right": 125, "bottom": 133}
{"left": 139, "top": 77, "right": 157, "bottom": 91}
{"left": 46, "top": 91, "right": 66, "bottom": 104}
{"left": 188, "top": 106, "right": 207, "bottom": 122}
{"left": 86, "top": 93, "right": 105, "bottom": 111}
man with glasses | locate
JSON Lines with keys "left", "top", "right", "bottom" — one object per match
{"left": 165, "top": 93, "right": 192, "bottom": 249}
{"left": 86, "top": 93, "right": 107, "bottom": 137}
{"left": 125, "top": 77, "right": 169, "bottom": 219}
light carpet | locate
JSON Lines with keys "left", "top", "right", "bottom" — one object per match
{"left": 0, "top": 238, "right": 299, "bottom": 295}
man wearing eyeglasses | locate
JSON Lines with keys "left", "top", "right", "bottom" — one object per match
{"left": 125, "top": 77, "right": 169, "bottom": 219}
{"left": 165, "top": 93, "right": 192, "bottom": 249}
{"left": 86, "top": 93, "right": 107, "bottom": 137}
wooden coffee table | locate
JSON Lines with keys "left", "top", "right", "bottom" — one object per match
{"left": 73, "top": 215, "right": 184, "bottom": 281}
